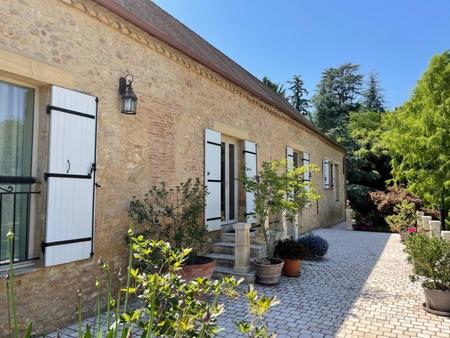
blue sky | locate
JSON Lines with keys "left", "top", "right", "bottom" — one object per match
{"left": 153, "top": 0, "right": 450, "bottom": 110}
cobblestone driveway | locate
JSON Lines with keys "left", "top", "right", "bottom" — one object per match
{"left": 47, "top": 224, "right": 450, "bottom": 337}
{"left": 216, "top": 225, "right": 450, "bottom": 338}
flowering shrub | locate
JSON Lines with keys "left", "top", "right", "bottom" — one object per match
{"left": 385, "top": 200, "right": 417, "bottom": 233}
{"left": 297, "top": 233, "right": 329, "bottom": 259}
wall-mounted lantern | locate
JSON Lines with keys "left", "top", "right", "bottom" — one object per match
{"left": 119, "top": 74, "right": 138, "bottom": 115}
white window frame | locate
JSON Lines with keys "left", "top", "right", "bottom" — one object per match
{"left": 221, "top": 141, "right": 238, "bottom": 225}
{"left": 0, "top": 76, "right": 40, "bottom": 265}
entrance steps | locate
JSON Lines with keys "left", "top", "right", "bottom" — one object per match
{"left": 206, "top": 228, "right": 267, "bottom": 283}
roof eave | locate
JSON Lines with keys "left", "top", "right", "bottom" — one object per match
{"left": 92, "top": 0, "right": 346, "bottom": 153}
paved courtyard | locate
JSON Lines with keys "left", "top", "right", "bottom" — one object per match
{"left": 46, "top": 225, "right": 450, "bottom": 337}
{"left": 216, "top": 225, "right": 450, "bottom": 337}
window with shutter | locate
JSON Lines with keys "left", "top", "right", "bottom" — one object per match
{"left": 244, "top": 141, "right": 257, "bottom": 224}
{"left": 43, "top": 86, "right": 97, "bottom": 267}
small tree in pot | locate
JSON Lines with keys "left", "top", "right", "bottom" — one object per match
{"left": 405, "top": 234, "right": 450, "bottom": 315}
{"left": 241, "top": 159, "right": 319, "bottom": 285}
{"left": 129, "top": 178, "right": 215, "bottom": 281}
{"left": 386, "top": 200, "right": 417, "bottom": 241}
{"left": 274, "top": 238, "right": 305, "bottom": 277}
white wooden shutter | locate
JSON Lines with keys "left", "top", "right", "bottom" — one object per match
{"left": 44, "top": 86, "right": 97, "bottom": 266}
{"left": 303, "top": 152, "right": 311, "bottom": 207}
{"left": 204, "top": 129, "right": 222, "bottom": 231}
{"left": 286, "top": 146, "right": 294, "bottom": 171}
{"left": 323, "top": 159, "right": 330, "bottom": 189}
{"left": 244, "top": 141, "right": 257, "bottom": 224}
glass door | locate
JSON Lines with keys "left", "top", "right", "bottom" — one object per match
{"left": 220, "top": 141, "right": 238, "bottom": 225}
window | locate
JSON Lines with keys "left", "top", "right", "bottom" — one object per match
{"left": 0, "top": 80, "right": 37, "bottom": 264}
{"left": 220, "top": 142, "right": 238, "bottom": 224}
{"left": 293, "top": 151, "right": 301, "bottom": 168}
{"left": 323, "top": 159, "right": 332, "bottom": 189}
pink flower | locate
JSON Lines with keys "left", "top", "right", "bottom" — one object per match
{"left": 407, "top": 226, "right": 417, "bottom": 234}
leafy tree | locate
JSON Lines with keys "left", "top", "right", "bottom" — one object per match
{"left": 362, "top": 73, "right": 385, "bottom": 112}
{"left": 312, "top": 63, "right": 363, "bottom": 134}
{"left": 381, "top": 51, "right": 450, "bottom": 208}
{"left": 288, "top": 75, "right": 310, "bottom": 115}
{"left": 262, "top": 76, "right": 286, "bottom": 98}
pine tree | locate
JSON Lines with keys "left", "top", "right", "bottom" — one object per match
{"left": 288, "top": 75, "right": 310, "bottom": 116}
{"left": 362, "top": 73, "right": 385, "bottom": 112}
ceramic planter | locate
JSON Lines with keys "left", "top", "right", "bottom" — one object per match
{"left": 423, "top": 287, "right": 450, "bottom": 315}
{"left": 253, "top": 258, "right": 284, "bottom": 286}
{"left": 282, "top": 258, "right": 301, "bottom": 277}
{"left": 179, "top": 256, "right": 215, "bottom": 282}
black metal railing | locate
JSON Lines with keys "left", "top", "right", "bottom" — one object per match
{"left": 0, "top": 176, "right": 40, "bottom": 265}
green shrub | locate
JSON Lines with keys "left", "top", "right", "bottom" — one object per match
{"left": 405, "top": 234, "right": 450, "bottom": 291}
{"left": 129, "top": 178, "right": 208, "bottom": 258}
{"left": 274, "top": 238, "right": 305, "bottom": 260}
{"left": 5, "top": 225, "right": 279, "bottom": 337}
{"left": 385, "top": 200, "right": 416, "bottom": 233}
{"left": 236, "top": 285, "right": 279, "bottom": 338}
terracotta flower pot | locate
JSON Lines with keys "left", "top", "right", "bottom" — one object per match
{"left": 282, "top": 259, "right": 301, "bottom": 277}
{"left": 423, "top": 287, "right": 450, "bottom": 314}
{"left": 178, "top": 256, "right": 215, "bottom": 282}
{"left": 253, "top": 258, "right": 284, "bottom": 286}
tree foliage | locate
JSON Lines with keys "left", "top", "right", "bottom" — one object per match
{"left": 288, "top": 74, "right": 310, "bottom": 115}
{"left": 241, "top": 159, "right": 319, "bottom": 257}
{"left": 381, "top": 51, "right": 450, "bottom": 208}
{"left": 362, "top": 73, "right": 385, "bottom": 113}
{"left": 262, "top": 76, "right": 287, "bottom": 98}
{"left": 312, "top": 63, "right": 363, "bottom": 135}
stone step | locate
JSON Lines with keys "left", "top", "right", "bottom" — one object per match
{"left": 212, "top": 241, "right": 267, "bottom": 258}
{"left": 220, "top": 229, "right": 257, "bottom": 243}
{"left": 206, "top": 253, "right": 235, "bottom": 267}
{"left": 212, "top": 266, "right": 255, "bottom": 283}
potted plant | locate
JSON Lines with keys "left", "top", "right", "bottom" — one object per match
{"left": 241, "top": 159, "right": 319, "bottom": 285}
{"left": 297, "top": 233, "right": 329, "bottom": 260}
{"left": 274, "top": 238, "right": 305, "bottom": 277}
{"left": 129, "top": 178, "right": 215, "bottom": 281}
{"left": 386, "top": 200, "right": 417, "bottom": 242}
{"left": 405, "top": 234, "right": 450, "bottom": 315}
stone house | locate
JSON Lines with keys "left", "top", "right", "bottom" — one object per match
{"left": 0, "top": 0, "right": 346, "bottom": 334}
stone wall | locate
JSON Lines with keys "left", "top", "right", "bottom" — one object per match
{"left": 0, "top": 0, "right": 345, "bottom": 334}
